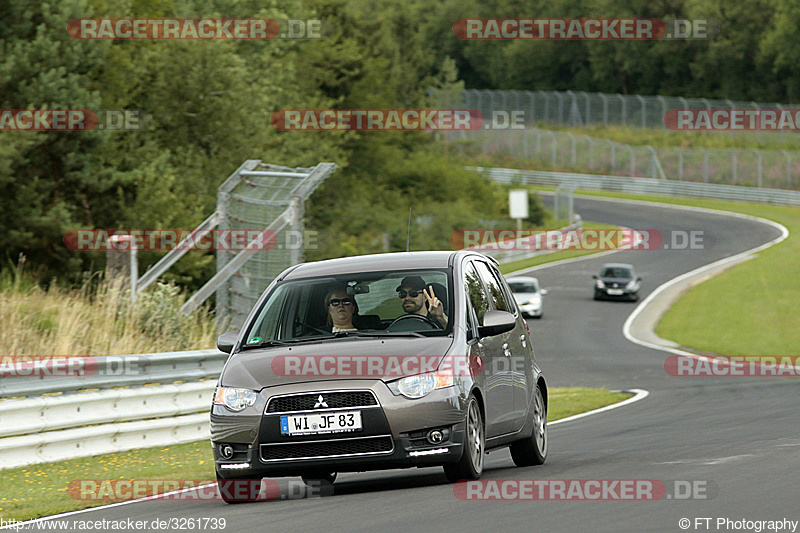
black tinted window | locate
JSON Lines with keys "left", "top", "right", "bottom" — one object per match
{"left": 463, "top": 262, "right": 489, "bottom": 326}
{"left": 474, "top": 261, "right": 511, "bottom": 312}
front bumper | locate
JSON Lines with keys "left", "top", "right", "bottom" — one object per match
{"left": 211, "top": 379, "right": 468, "bottom": 478}
{"left": 594, "top": 287, "right": 637, "bottom": 299}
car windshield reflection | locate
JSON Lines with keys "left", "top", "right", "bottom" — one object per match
{"left": 242, "top": 269, "right": 453, "bottom": 345}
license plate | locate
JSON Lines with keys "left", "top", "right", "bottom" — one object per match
{"left": 607, "top": 289, "right": 624, "bottom": 295}
{"left": 280, "top": 410, "right": 362, "bottom": 435}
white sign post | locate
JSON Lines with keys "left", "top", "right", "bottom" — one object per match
{"left": 509, "top": 190, "right": 529, "bottom": 231}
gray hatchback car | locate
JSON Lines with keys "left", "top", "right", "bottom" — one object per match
{"left": 211, "top": 251, "right": 547, "bottom": 501}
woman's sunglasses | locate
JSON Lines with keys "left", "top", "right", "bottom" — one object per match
{"left": 329, "top": 298, "right": 354, "bottom": 307}
{"left": 398, "top": 290, "right": 423, "bottom": 298}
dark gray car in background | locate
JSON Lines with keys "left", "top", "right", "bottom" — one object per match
{"left": 210, "top": 251, "right": 548, "bottom": 502}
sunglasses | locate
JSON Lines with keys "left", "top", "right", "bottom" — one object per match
{"left": 329, "top": 298, "right": 354, "bottom": 307}
{"left": 398, "top": 289, "right": 423, "bottom": 298}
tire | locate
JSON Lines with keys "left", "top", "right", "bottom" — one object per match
{"left": 301, "top": 472, "right": 337, "bottom": 496}
{"left": 443, "top": 395, "right": 484, "bottom": 482}
{"left": 510, "top": 386, "right": 547, "bottom": 467}
{"left": 216, "top": 473, "right": 262, "bottom": 504}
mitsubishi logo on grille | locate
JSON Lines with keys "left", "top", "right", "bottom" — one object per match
{"left": 314, "top": 395, "right": 328, "bottom": 409}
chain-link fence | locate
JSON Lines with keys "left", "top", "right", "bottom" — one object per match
{"left": 448, "top": 128, "right": 800, "bottom": 190}
{"left": 451, "top": 89, "right": 800, "bottom": 143}
{"left": 432, "top": 88, "right": 800, "bottom": 189}
{"left": 214, "top": 161, "right": 336, "bottom": 329}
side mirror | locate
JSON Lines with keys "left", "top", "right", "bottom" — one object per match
{"left": 540, "top": 289, "right": 548, "bottom": 296}
{"left": 478, "top": 310, "right": 516, "bottom": 338}
{"left": 217, "top": 330, "right": 240, "bottom": 354}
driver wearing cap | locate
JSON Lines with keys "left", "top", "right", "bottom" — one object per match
{"left": 396, "top": 275, "right": 448, "bottom": 328}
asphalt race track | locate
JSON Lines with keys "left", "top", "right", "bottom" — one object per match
{"left": 30, "top": 197, "right": 800, "bottom": 533}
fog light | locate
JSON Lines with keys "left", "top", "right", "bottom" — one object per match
{"left": 220, "top": 444, "right": 234, "bottom": 459}
{"left": 427, "top": 429, "right": 445, "bottom": 444}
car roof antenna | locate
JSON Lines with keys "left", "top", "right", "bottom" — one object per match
{"left": 405, "top": 207, "right": 412, "bottom": 252}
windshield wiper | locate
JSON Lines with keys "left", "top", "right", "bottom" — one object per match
{"left": 334, "top": 331, "right": 427, "bottom": 338}
{"left": 240, "top": 336, "right": 338, "bottom": 349}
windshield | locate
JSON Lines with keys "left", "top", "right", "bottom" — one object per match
{"left": 600, "top": 267, "right": 633, "bottom": 278}
{"left": 508, "top": 281, "right": 538, "bottom": 293}
{"left": 242, "top": 269, "right": 453, "bottom": 345}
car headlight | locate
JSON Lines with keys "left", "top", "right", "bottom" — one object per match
{"left": 214, "top": 386, "right": 258, "bottom": 412}
{"left": 595, "top": 280, "right": 606, "bottom": 289}
{"left": 625, "top": 280, "right": 636, "bottom": 289}
{"left": 389, "top": 371, "right": 454, "bottom": 399}
{"left": 527, "top": 296, "right": 541, "bottom": 305}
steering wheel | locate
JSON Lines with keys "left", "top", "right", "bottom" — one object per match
{"left": 387, "top": 314, "right": 443, "bottom": 332}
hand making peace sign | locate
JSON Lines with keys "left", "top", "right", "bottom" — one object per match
{"left": 423, "top": 285, "right": 448, "bottom": 327}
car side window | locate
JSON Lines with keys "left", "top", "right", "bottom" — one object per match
{"left": 474, "top": 260, "right": 511, "bottom": 313}
{"left": 463, "top": 262, "right": 489, "bottom": 326}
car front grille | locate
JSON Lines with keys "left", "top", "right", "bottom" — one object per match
{"left": 266, "top": 391, "right": 378, "bottom": 413}
{"left": 260, "top": 435, "right": 393, "bottom": 461}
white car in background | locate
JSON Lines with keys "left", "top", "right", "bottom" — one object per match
{"left": 506, "top": 276, "right": 547, "bottom": 319}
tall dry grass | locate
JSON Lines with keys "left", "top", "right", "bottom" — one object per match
{"left": 0, "top": 266, "right": 219, "bottom": 356}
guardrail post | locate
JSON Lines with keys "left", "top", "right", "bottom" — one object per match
{"left": 676, "top": 148, "right": 684, "bottom": 180}
{"left": 730, "top": 149, "right": 737, "bottom": 184}
{"left": 703, "top": 149, "right": 709, "bottom": 183}
{"left": 618, "top": 94, "right": 626, "bottom": 127}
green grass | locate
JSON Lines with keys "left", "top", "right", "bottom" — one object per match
{"left": 524, "top": 187, "right": 800, "bottom": 355}
{"left": 0, "top": 387, "right": 630, "bottom": 522}
{"left": 499, "top": 221, "right": 621, "bottom": 274}
{"left": 548, "top": 388, "right": 631, "bottom": 421}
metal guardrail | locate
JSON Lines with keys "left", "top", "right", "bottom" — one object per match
{"left": 0, "top": 349, "right": 226, "bottom": 398}
{"left": 0, "top": 382, "right": 215, "bottom": 438}
{"left": 0, "top": 412, "right": 210, "bottom": 468}
{"left": 0, "top": 348, "right": 224, "bottom": 468}
{"left": 476, "top": 167, "right": 800, "bottom": 207}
